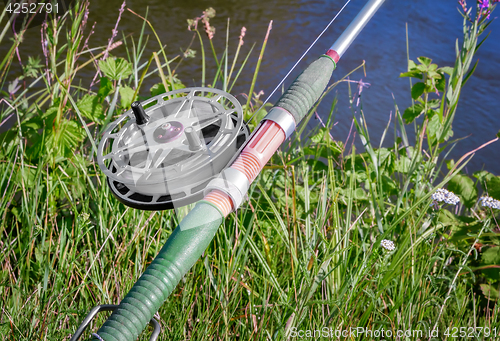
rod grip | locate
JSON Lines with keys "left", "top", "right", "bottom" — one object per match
{"left": 90, "top": 202, "right": 223, "bottom": 341}
{"left": 275, "top": 55, "right": 336, "bottom": 124}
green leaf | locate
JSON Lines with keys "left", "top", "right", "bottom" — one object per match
{"left": 440, "top": 66, "right": 454, "bottom": 76}
{"left": 39, "top": 106, "right": 57, "bottom": 122}
{"left": 474, "top": 170, "right": 495, "bottom": 184}
{"left": 463, "top": 59, "right": 479, "bottom": 86}
{"left": 427, "top": 99, "right": 441, "bottom": 109}
{"left": 427, "top": 71, "right": 440, "bottom": 79}
{"left": 35, "top": 246, "right": 44, "bottom": 265}
{"left": 43, "top": 119, "right": 85, "bottom": 158}
{"left": 403, "top": 103, "right": 425, "bottom": 124}
{"left": 427, "top": 114, "right": 441, "bottom": 145}
{"left": 417, "top": 56, "right": 432, "bottom": 66}
{"left": 439, "top": 126, "right": 454, "bottom": 142}
{"left": 395, "top": 156, "right": 411, "bottom": 173}
{"left": 399, "top": 70, "right": 423, "bottom": 79}
{"left": 150, "top": 83, "right": 166, "bottom": 97}
{"left": 150, "top": 78, "right": 186, "bottom": 96}
{"left": 15, "top": 167, "right": 37, "bottom": 188}
{"left": 411, "top": 82, "right": 426, "bottom": 99}
{"left": 304, "top": 159, "right": 328, "bottom": 173}
{"left": 480, "top": 284, "right": 499, "bottom": 299}
{"left": 446, "top": 159, "right": 455, "bottom": 171}
{"left": 303, "top": 145, "right": 341, "bottom": 160}
{"left": 376, "top": 148, "right": 392, "bottom": 168}
{"left": 448, "top": 173, "right": 478, "bottom": 208}
{"left": 23, "top": 55, "right": 43, "bottom": 78}
{"left": 77, "top": 94, "right": 104, "bottom": 123}
{"left": 354, "top": 187, "right": 368, "bottom": 200}
{"left": 436, "top": 74, "right": 446, "bottom": 92}
{"left": 482, "top": 247, "right": 500, "bottom": 265}
{"left": 416, "top": 64, "right": 429, "bottom": 72}
{"left": 428, "top": 64, "right": 438, "bottom": 72}
{"left": 311, "top": 128, "right": 328, "bottom": 143}
{"left": 486, "top": 176, "right": 500, "bottom": 200}
{"left": 98, "top": 76, "right": 113, "bottom": 99}
{"left": 119, "top": 86, "right": 135, "bottom": 109}
{"left": 98, "top": 57, "right": 133, "bottom": 81}
{"left": 381, "top": 175, "right": 398, "bottom": 195}
{"left": 60, "top": 120, "right": 86, "bottom": 150}
{"left": 438, "top": 209, "right": 459, "bottom": 225}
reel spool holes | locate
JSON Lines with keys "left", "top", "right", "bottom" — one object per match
{"left": 97, "top": 87, "right": 249, "bottom": 210}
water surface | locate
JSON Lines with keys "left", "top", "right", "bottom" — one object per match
{"left": 2, "top": 0, "right": 499, "bottom": 174}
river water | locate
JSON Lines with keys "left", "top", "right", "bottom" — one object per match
{"left": 1, "top": 0, "right": 499, "bottom": 174}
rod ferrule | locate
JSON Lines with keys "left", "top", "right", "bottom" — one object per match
{"left": 264, "top": 107, "right": 297, "bottom": 139}
{"left": 204, "top": 168, "right": 250, "bottom": 210}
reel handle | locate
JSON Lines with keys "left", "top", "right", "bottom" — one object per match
{"left": 131, "top": 101, "right": 149, "bottom": 125}
{"left": 274, "top": 54, "right": 336, "bottom": 124}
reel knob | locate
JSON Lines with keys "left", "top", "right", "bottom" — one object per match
{"left": 184, "top": 127, "right": 205, "bottom": 151}
{"left": 130, "top": 101, "right": 149, "bottom": 125}
{"left": 97, "top": 87, "right": 249, "bottom": 210}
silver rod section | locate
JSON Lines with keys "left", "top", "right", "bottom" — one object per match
{"left": 329, "top": 0, "right": 385, "bottom": 60}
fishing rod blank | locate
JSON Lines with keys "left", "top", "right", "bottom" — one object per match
{"left": 330, "top": 0, "right": 385, "bottom": 61}
{"left": 77, "top": 0, "right": 386, "bottom": 339}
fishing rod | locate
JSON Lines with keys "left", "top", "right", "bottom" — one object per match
{"left": 72, "top": 0, "right": 386, "bottom": 339}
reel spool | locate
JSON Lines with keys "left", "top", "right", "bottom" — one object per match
{"left": 97, "top": 87, "right": 249, "bottom": 210}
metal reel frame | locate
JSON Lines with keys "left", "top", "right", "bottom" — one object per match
{"left": 97, "top": 87, "right": 249, "bottom": 210}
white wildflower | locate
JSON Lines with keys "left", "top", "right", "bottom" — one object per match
{"left": 479, "top": 196, "right": 500, "bottom": 209}
{"left": 381, "top": 239, "right": 396, "bottom": 251}
{"left": 431, "top": 188, "right": 460, "bottom": 206}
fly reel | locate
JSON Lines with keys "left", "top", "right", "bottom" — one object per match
{"left": 97, "top": 87, "right": 249, "bottom": 210}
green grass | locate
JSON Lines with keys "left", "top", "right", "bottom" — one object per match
{"left": 1, "top": 1, "right": 500, "bottom": 340}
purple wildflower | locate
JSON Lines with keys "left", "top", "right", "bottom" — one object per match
{"left": 459, "top": 0, "right": 468, "bottom": 11}
{"left": 478, "top": 0, "right": 498, "bottom": 19}
{"left": 239, "top": 27, "right": 247, "bottom": 46}
{"left": 479, "top": 0, "right": 489, "bottom": 9}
